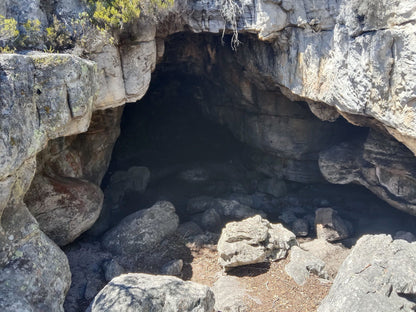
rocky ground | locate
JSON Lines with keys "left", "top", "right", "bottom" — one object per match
{"left": 63, "top": 70, "right": 416, "bottom": 311}
{"left": 189, "top": 245, "right": 332, "bottom": 312}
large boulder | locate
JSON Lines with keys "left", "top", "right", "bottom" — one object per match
{"left": 218, "top": 215, "right": 298, "bottom": 269}
{"left": 88, "top": 273, "right": 215, "bottom": 312}
{"left": 318, "top": 234, "right": 416, "bottom": 312}
{"left": 0, "top": 203, "right": 71, "bottom": 312}
{"left": 102, "top": 201, "right": 179, "bottom": 256}
{"left": 24, "top": 174, "right": 103, "bottom": 246}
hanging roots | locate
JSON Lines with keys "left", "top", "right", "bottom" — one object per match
{"left": 217, "top": 0, "right": 243, "bottom": 50}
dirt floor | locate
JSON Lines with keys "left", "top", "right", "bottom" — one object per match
{"left": 188, "top": 245, "right": 332, "bottom": 312}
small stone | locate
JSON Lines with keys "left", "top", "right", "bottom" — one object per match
{"left": 177, "top": 221, "right": 204, "bottom": 239}
{"left": 103, "top": 259, "right": 125, "bottom": 282}
{"left": 200, "top": 208, "right": 222, "bottom": 232}
{"left": 257, "top": 177, "right": 287, "bottom": 198}
{"left": 161, "top": 259, "right": 183, "bottom": 276}
{"left": 315, "top": 208, "right": 351, "bottom": 242}
{"left": 285, "top": 246, "right": 328, "bottom": 285}
{"left": 212, "top": 276, "right": 250, "bottom": 312}
{"left": 394, "top": 231, "right": 416, "bottom": 243}
{"left": 292, "top": 218, "right": 309, "bottom": 237}
{"left": 84, "top": 278, "right": 104, "bottom": 301}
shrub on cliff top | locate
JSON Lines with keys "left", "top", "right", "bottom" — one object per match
{"left": 88, "top": 0, "right": 174, "bottom": 30}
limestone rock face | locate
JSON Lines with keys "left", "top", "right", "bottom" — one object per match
{"left": 319, "top": 130, "right": 416, "bottom": 215}
{"left": 0, "top": 53, "right": 96, "bottom": 311}
{"left": 0, "top": 53, "right": 96, "bottom": 184}
{"left": 102, "top": 201, "right": 179, "bottom": 256}
{"left": 88, "top": 273, "right": 215, "bottom": 312}
{"left": 24, "top": 107, "right": 123, "bottom": 246}
{"left": 318, "top": 235, "right": 416, "bottom": 312}
{"left": 0, "top": 159, "right": 71, "bottom": 312}
{"left": 184, "top": 0, "right": 416, "bottom": 155}
{"left": 218, "top": 215, "right": 298, "bottom": 269}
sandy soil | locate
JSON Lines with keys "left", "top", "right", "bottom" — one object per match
{"left": 187, "top": 245, "right": 332, "bottom": 312}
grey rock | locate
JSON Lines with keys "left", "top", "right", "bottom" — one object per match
{"left": 257, "top": 177, "right": 287, "bottom": 198}
{"left": 84, "top": 278, "right": 105, "bottom": 301}
{"left": 292, "top": 218, "right": 309, "bottom": 237}
{"left": 218, "top": 215, "right": 298, "bottom": 269}
{"left": 300, "top": 239, "right": 350, "bottom": 278}
{"left": 0, "top": 206, "right": 71, "bottom": 312}
{"left": 212, "top": 276, "right": 249, "bottom": 312}
{"left": 318, "top": 235, "right": 416, "bottom": 312}
{"left": 177, "top": 221, "right": 204, "bottom": 239}
{"left": 190, "top": 197, "right": 266, "bottom": 232}
{"left": 217, "top": 199, "right": 266, "bottom": 220}
{"left": 103, "top": 259, "right": 125, "bottom": 283}
{"left": 187, "top": 196, "right": 216, "bottom": 214}
{"left": 179, "top": 167, "right": 210, "bottom": 182}
{"left": 161, "top": 259, "right": 183, "bottom": 276}
{"left": 106, "top": 166, "right": 151, "bottom": 205}
{"left": 200, "top": 208, "right": 222, "bottom": 232}
{"left": 394, "top": 231, "right": 416, "bottom": 243}
{"left": 319, "top": 130, "right": 416, "bottom": 215}
{"left": 285, "top": 246, "right": 328, "bottom": 285}
{"left": 24, "top": 174, "right": 103, "bottom": 246}
{"left": 0, "top": 159, "right": 71, "bottom": 312}
{"left": 102, "top": 201, "right": 179, "bottom": 256}
{"left": 64, "top": 241, "right": 113, "bottom": 312}
{"left": 315, "top": 208, "right": 351, "bottom": 242}
{"left": 88, "top": 273, "right": 215, "bottom": 312}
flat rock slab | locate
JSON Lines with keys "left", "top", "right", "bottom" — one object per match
{"left": 88, "top": 273, "right": 215, "bottom": 312}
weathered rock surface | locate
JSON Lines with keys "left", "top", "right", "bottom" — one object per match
{"left": 24, "top": 174, "right": 103, "bottom": 246}
{"left": 161, "top": 259, "right": 183, "bottom": 276}
{"left": 1, "top": 0, "right": 416, "bottom": 309}
{"left": 188, "top": 196, "right": 266, "bottom": 232}
{"left": 218, "top": 215, "right": 298, "bottom": 269}
{"left": 301, "top": 239, "right": 350, "bottom": 278}
{"left": 63, "top": 241, "right": 112, "bottom": 312}
{"left": 88, "top": 273, "right": 215, "bottom": 312}
{"left": 0, "top": 159, "right": 71, "bottom": 312}
{"left": 102, "top": 201, "right": 179, "bottom": 256}
{"left": 315, "top": 208, "right": 351, "bottom": 242}
{"left": 285, "top": 246, "right": 328, "bottom": 286}
{"left": 0, "top": 52, "right": 96, "bottom": 311}
{"left": 212, "top": 276, "right": 250, "bottom": 312}
{"left": 394, "top": 231, "right": 416, "bottom": 243}
{"left": 320, "top": 130, "right": 416, "bottom": 215}
{"left": 318, "top": 234, "right": 416, "bottom": 312}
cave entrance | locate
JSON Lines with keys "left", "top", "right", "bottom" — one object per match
{"left": 99, "top": 33, "right": 416, "bottom": 240}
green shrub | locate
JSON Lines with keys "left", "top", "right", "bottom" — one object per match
{"left": 45, "top": 16, "right": 73, "bottom": 50}
{"left": 87, "top": 0, "right": 174, "bottom": 30}
{"left": 0, "top": 15, "right": 19, "bottom": 42}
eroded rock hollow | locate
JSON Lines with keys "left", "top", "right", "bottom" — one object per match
{"left": 2, "top": 0, "right": 416, "bottom": 311}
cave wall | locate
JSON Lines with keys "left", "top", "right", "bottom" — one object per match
{"left": 1, "top": 0, "right": 416, "bottom": 310}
